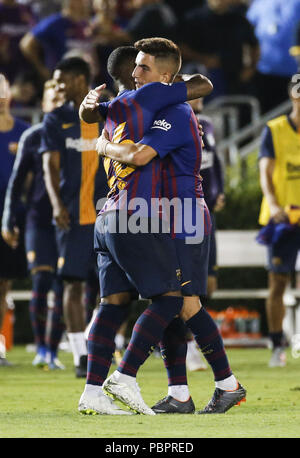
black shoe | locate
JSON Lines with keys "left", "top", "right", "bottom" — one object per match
{"left": 75, "top": 355, "right": 87, "bottom": 378}
{"left": 152, "top": 395, "right": 195, "bottom": 414}
{"left": 197, "top": 383, "right": 246, "bottom": 414}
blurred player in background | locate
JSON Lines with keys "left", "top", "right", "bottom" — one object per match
{"left": 39, "top": 57, "right": 108, "bottom": 378}
{"left": 2, "top": 80, "right": 66, "bottom": 370}
{"left": 0, "top": 74, "right": 29, "bottom": 366}
{"left": 19, "top": 0, "right": 94, "bottom": 82}
{"left": 258, "top": 77, "right": 300, "bottom": 367}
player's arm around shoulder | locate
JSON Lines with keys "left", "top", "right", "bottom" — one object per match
{"left": 177, "top": 74, "right": 213, "bottom": 100}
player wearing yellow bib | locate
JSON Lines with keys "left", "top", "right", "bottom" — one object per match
{"left": 258, "top": 78, "right": 300, "bottom": 367}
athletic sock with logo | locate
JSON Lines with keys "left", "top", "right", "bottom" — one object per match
{"left": 186, "top": 307, "right": 232, "bottom": 382}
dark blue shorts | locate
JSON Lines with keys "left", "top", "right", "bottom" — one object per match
{"left": 94, "top": 212, "right": 181, "bottom": 299}
{"left": 55, "top": 224, "right": 96, "bottom": 281}
{"left": 174, "top": 234, "right": 210, "bottom": 296}
{"left": 267, "top": 227, "right": 300, "bottom": 274}
{"left": 25, "top": 225, "right": 58, "bottom": 272}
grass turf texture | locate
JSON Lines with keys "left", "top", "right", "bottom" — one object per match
{"left": 0, "top": 346, "right": 299, "bottom": 438}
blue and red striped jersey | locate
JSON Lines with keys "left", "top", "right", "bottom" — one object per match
{"left": 141, "top": 103, "right": 211, "bottom": 240}
{"left": 97, "top": 81, "right": 187, "bottom": 216}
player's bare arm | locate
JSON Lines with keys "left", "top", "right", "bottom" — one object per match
{"left": 79, "top": 84, "right": 106, "bottom": 123}
{"left": 42, "top": 151, "right": 70, "bottom": 230}
{"left": 259, "top": 156, "right": 288, "bottom": 223}
{"left": 96, "top": 129, "right": 157, "bottom": 167}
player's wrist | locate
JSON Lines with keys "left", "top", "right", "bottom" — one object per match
{"left": 103, "top": 139, "right": 110, "bottom": 157}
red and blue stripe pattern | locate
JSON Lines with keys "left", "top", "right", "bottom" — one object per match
{"left": 86, "top": 303, "right": 130, "bottom": 386}
{"left": 100, "top": 91, "right": 165, "bottom": 216}
{"left": 117, "top": 296, "right": 183, "bottom": 377}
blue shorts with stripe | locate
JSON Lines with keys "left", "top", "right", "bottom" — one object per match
{"left": 25, "top": 225, "right": 58, "bottom": 271}
{"left": 55, "top": 224, "right": 96, "bottom": 281}
{"left": 174, "top": 234, "right": 210, "bottom": 296}
{"left": 94, "top": 211, "right": 181, "bottom": 299}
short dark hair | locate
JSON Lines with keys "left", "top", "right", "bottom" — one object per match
{"left": 134, "top": 37, "right": 181, "bottom": 79}
{"left": 54, "top": 57, "right": 91, "bottom": 84}
{"left": 107, "top": 46, "right": 138, "bottom": 83}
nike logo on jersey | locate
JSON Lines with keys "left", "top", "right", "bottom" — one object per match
{"left": 152, "top": 119, "right": 172, "bottom": 131}
{"left": 62, "top": 123, "right": 75, "bottom": 129}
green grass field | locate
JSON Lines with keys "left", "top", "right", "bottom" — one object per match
{"left": 0, "top": 345, "right": 299, "bottom": 438}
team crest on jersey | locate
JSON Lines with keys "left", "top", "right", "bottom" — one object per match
{"left": 152, "top": 119, "right": 172, "bottom": 131}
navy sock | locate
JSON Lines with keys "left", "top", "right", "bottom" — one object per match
{"left": 118, "top": 295, "right": 183, "bottom": 377}
{"left": 47, "top": 276, "right": 65, "bottom": 357}
{"left": 87, "top": 303, "right": 130, "bottom": 386}
{"left": 30, "top": 271, "right": 53, "bottom": 353}
{"left": 186, "top": 307, "right": 232, "bottom": 381}
{"left": 159, "top": 317, "right": 188, "bottom": 386}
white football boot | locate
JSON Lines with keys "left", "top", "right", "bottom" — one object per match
{"left": 78, "top": 391, "right": 133, "bottom": 415}
{"left": 103, "top": 370, "right": 155, "bottom": 415}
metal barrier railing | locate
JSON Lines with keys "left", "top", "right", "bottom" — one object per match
{"left": 202, "top": 95, "right": 262, "bottom": 165}
{"left": 204, "top": 95, "right": 261, "bottom": 125}
{"left": 213, "top": 99, "right": 292, "bottom": 164}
